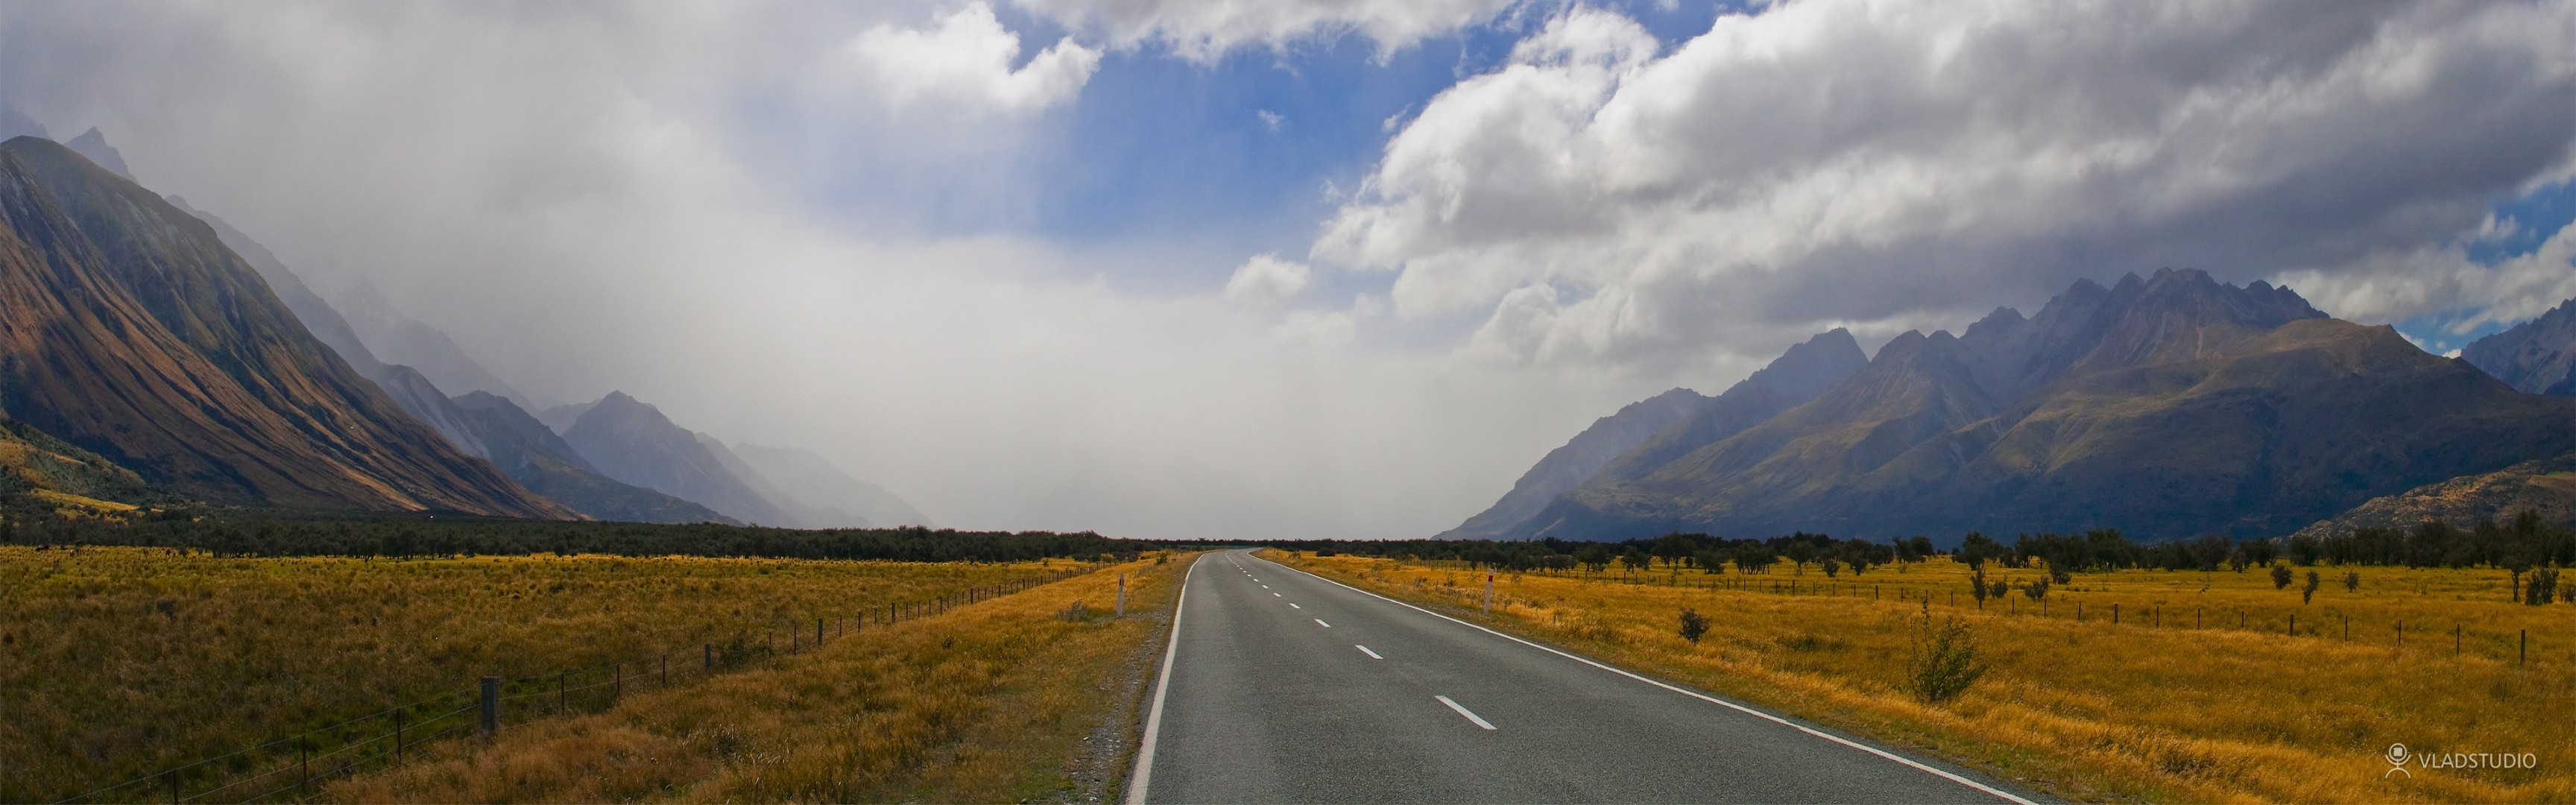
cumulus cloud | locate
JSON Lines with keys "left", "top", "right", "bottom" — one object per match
{"left": 847, "top": 2, "right": 1100, "bottom": 115}
{"left": 1222, "top": 253, "right": 1313, "bottom": 302}
{"left": 1014, "top": 0, "right": 1518, "bottom": 60}
{"left": 1316, "top": 1, "right": 2576, "bottom": 365}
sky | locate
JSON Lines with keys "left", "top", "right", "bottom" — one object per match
{"left": 1, "top": 0, "right": 2572, "bottom": 540}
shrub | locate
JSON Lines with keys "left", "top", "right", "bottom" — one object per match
{"left": 1969, "top": 567, "right": 1991, "bottom": 608}
{"left": 2302, "top": 571, "right": 2320, "bottom": 604}
{"left": 2343, "top": 571, "right": 2360, "bottom": 592}
{"left": 2270, "top": 564, "right": 2294, "bottom": 590}
{"left": 1822, "top": 558, "right": 1842, "bottom": 578}
{"left": 2527, "top": 568, "right": 2559, "bottom": 606}
{"left": 1904, "top": 605, "right": 1987, "bottom": 706}
{"left": 1678, "top": 607, "right": 1709, "bottom": 644}
{"left": 2023, "top": 578, "right": 2050, "bottom": 602}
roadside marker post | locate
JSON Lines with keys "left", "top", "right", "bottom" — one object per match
{"left": 1118, "top": 573, "right": 1128, "bottom": 616}
{"left": 1484, "top": 573, "right": 1494, "bottom": 615}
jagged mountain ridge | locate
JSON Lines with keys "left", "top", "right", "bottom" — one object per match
{"left": 2464, "top": 298, "right": 2576, "bottom": 397}
{"left": 732, "top": 443, "right": 934, "bottom": 528}
{"left": 1495, "top": 269, "right": 2576, "bottom": 543}
{"left": 0, "top": 136, "right": 569, "bottom": 517}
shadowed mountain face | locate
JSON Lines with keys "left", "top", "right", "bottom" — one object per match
{"left": 2464, "top": 298, "right": 2576, "bottom": 397}
{"left": 1497, "top": 269, "right": 2576, "bottom": 543}
{"left": 450, "top": 392, "right": 733, "bottom": 525}
{"left": 561, "top": 391, "right": 795, "bottom": 525}
{"left": 1437, "top": 328, "right": 1869, "bottom": 541}
{"left": 731, "top": 442, "right": 933, "bottom": 528}
{"left": 0, "top": 136, "right": 570, "bottom": 517}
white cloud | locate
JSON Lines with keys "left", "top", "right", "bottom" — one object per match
{"left": 1316, "top": 1, "right": 2576, "bottom": 364}
{"left": 847, "top": 2, "right": 1100, "bottom": 115}
{"left": 2275, "top": 210, "right": 2576, "bottom": 335}
{"left": 1222, "top": 253, "right": 1314, "bottom": 303}
{"left": 1013, "top": 0, "right": 1519, "bottom": 60}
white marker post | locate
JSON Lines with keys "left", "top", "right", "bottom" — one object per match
{"left": 1484, "top": 572, "right": 1494, "bottom": 615}
{"left": 1117, "top": 573, "right": 1128, "bottom": 616}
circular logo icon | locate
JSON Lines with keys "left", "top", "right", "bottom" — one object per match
{"left": 2385, "top": 744, "right": 2410, "bottom": 765}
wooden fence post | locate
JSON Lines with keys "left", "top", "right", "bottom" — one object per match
{"left": 704, "top": 643, "right": 713, "bottom": 673}
{"left": 481, "top": 677, "right": 499, "bottom": 740}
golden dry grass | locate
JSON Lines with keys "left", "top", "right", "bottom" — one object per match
{"left": 1270, "top": 551, "right": 2576, "bottom": 804}
{"left": 325, "top": 552, "right": 1187, "bottom": 803}
{"left": 0, "top": 546, "right": 1082, "bottom": 802}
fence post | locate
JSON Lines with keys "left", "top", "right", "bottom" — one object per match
{"left": 2289, "top": 614, "right": 2295, "bottom": 636}
{"left": 166, "top": 768, "right": 177, "bottom": 804}
{"left": 559, "top": 672, "right": 568, "bottom": 712}
{"left": 613, "top": 662, "right": 622, "bottom": 704}
{"left": 2113, "top": 604, "right": 2119, "bottom": 625}
{"left": 1117, "top": 573, "right": 1127, "bottom": 616}
{"left": 661, "top": 655, "right": 669, "bottom": 688}
{"left": 481, "top": 677, "right": 499, "bottom": 740}
{"left": 817, "top": 616, "right": 824, "bottom": 645}
{"left": 395, "top": 710, "right": 405, "bottom": 767}
{"left": 2456, "top": 624, "right": 2462, "bottom": 657}
{"left": 704, "top": 643, "right": 714, "bottom": 673}
{"left": 301, "top": 741, "right": 311, "bottom": 794}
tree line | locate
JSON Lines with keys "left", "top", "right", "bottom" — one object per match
{"left": 0, "top": 514, "right": 1147, "bottom": 564}
{"left": 1190, "top": 507, "right": 2576, "bottom": 577}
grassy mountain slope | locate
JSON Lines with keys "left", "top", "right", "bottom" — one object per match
{"left": 0, "top": 136, "right": 568, "bottom": 517}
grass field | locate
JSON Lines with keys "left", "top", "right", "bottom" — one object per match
{"left": 1269, "top": 550, "right": 2576, "bottom": 804}
{"left": 0, "top": 546, "right": 1098, "bottom": 802}
{"left": 326, "top": 552, "right": 1187, "bottom": 802}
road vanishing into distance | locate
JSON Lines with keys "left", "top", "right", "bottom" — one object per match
{"left": 1128, "top": 549, "right": 2039, "bottom": 804}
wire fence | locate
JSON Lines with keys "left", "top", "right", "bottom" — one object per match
{"left": 50, "top": 565, "right": 1100, "bottom": 805}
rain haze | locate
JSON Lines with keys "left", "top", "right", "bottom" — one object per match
{"left": 4, "top": 0, "right": 2571, "bottom": 540}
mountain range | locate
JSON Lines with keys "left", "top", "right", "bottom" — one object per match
{"left": 1456, "top": 269, "right": 2576, "bottom": 543}
{"left": 0, "top": 135, "right": 567, "bottom": 516}
{"left": 0, "top": 128, "right": 925, "bottom": 528}
{"left": 2464, "top": 298, "right": 2576, "bottom": 397}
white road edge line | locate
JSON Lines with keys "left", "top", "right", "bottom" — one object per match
{"left": 1435, "top": 695, "right": 1497, "bottom": 730}
{"left": 1314, "top": 618, "right": 1331, "bottom": 628}
{"left": 1124, "top": 555, "right": 1198, "bottom": 805}
{"left": 1272, "top": 593, "right": 1282, "bottom": 597}
{"left": 1257, "top": 554, "right": 2037, "bottom": 805}
{"left": 1289, "top": 602, "right": 1301, "bottom": 609}
{"left": 1355, "top": 644, "right": 1383, "bottom": 660}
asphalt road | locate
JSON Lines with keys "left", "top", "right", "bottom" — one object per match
{"left": 1128, "top": 549, "right": 2038, "bottom": 804}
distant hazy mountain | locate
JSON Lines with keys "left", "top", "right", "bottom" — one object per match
{"left": 0, "top": 136, "right": 569, "bottom": 517}
{"left": 63, "top": 127, "right": 130, "bottom": 180}
{"left": 560, "top": 391, "right": 797, "bottom": 525}
{"left": 450, "top": 392, "right": 734, "bottom": 524}
{"left": 537, "top": 400, "right": 600, "bottom": 435}
{"left": 1491, "top": 269, "right": 2576, "bottom": 543}
{"left": 731, "top": 442, "right": 933, "bottom": 528}
{"left": 325, "top": 277, "right": 531, "bottom": 405}
{"left": 0, "top": 107, "right": 45, "bottom": 142}
{"left": 165, "top": 195, "right": 388, "bottom": 378}
{"left": 371, "top": 364, "right": 491, "bottom": 459}
{"left": 2463, "top": 298, "right": 2576, "bottom": 397}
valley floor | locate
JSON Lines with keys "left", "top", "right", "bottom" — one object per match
{"left": 1270, "top": 551, "right": 2575, "bottom": 804}
{"left": 1, "top": 546, "right": 1184, "bottom": 803}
